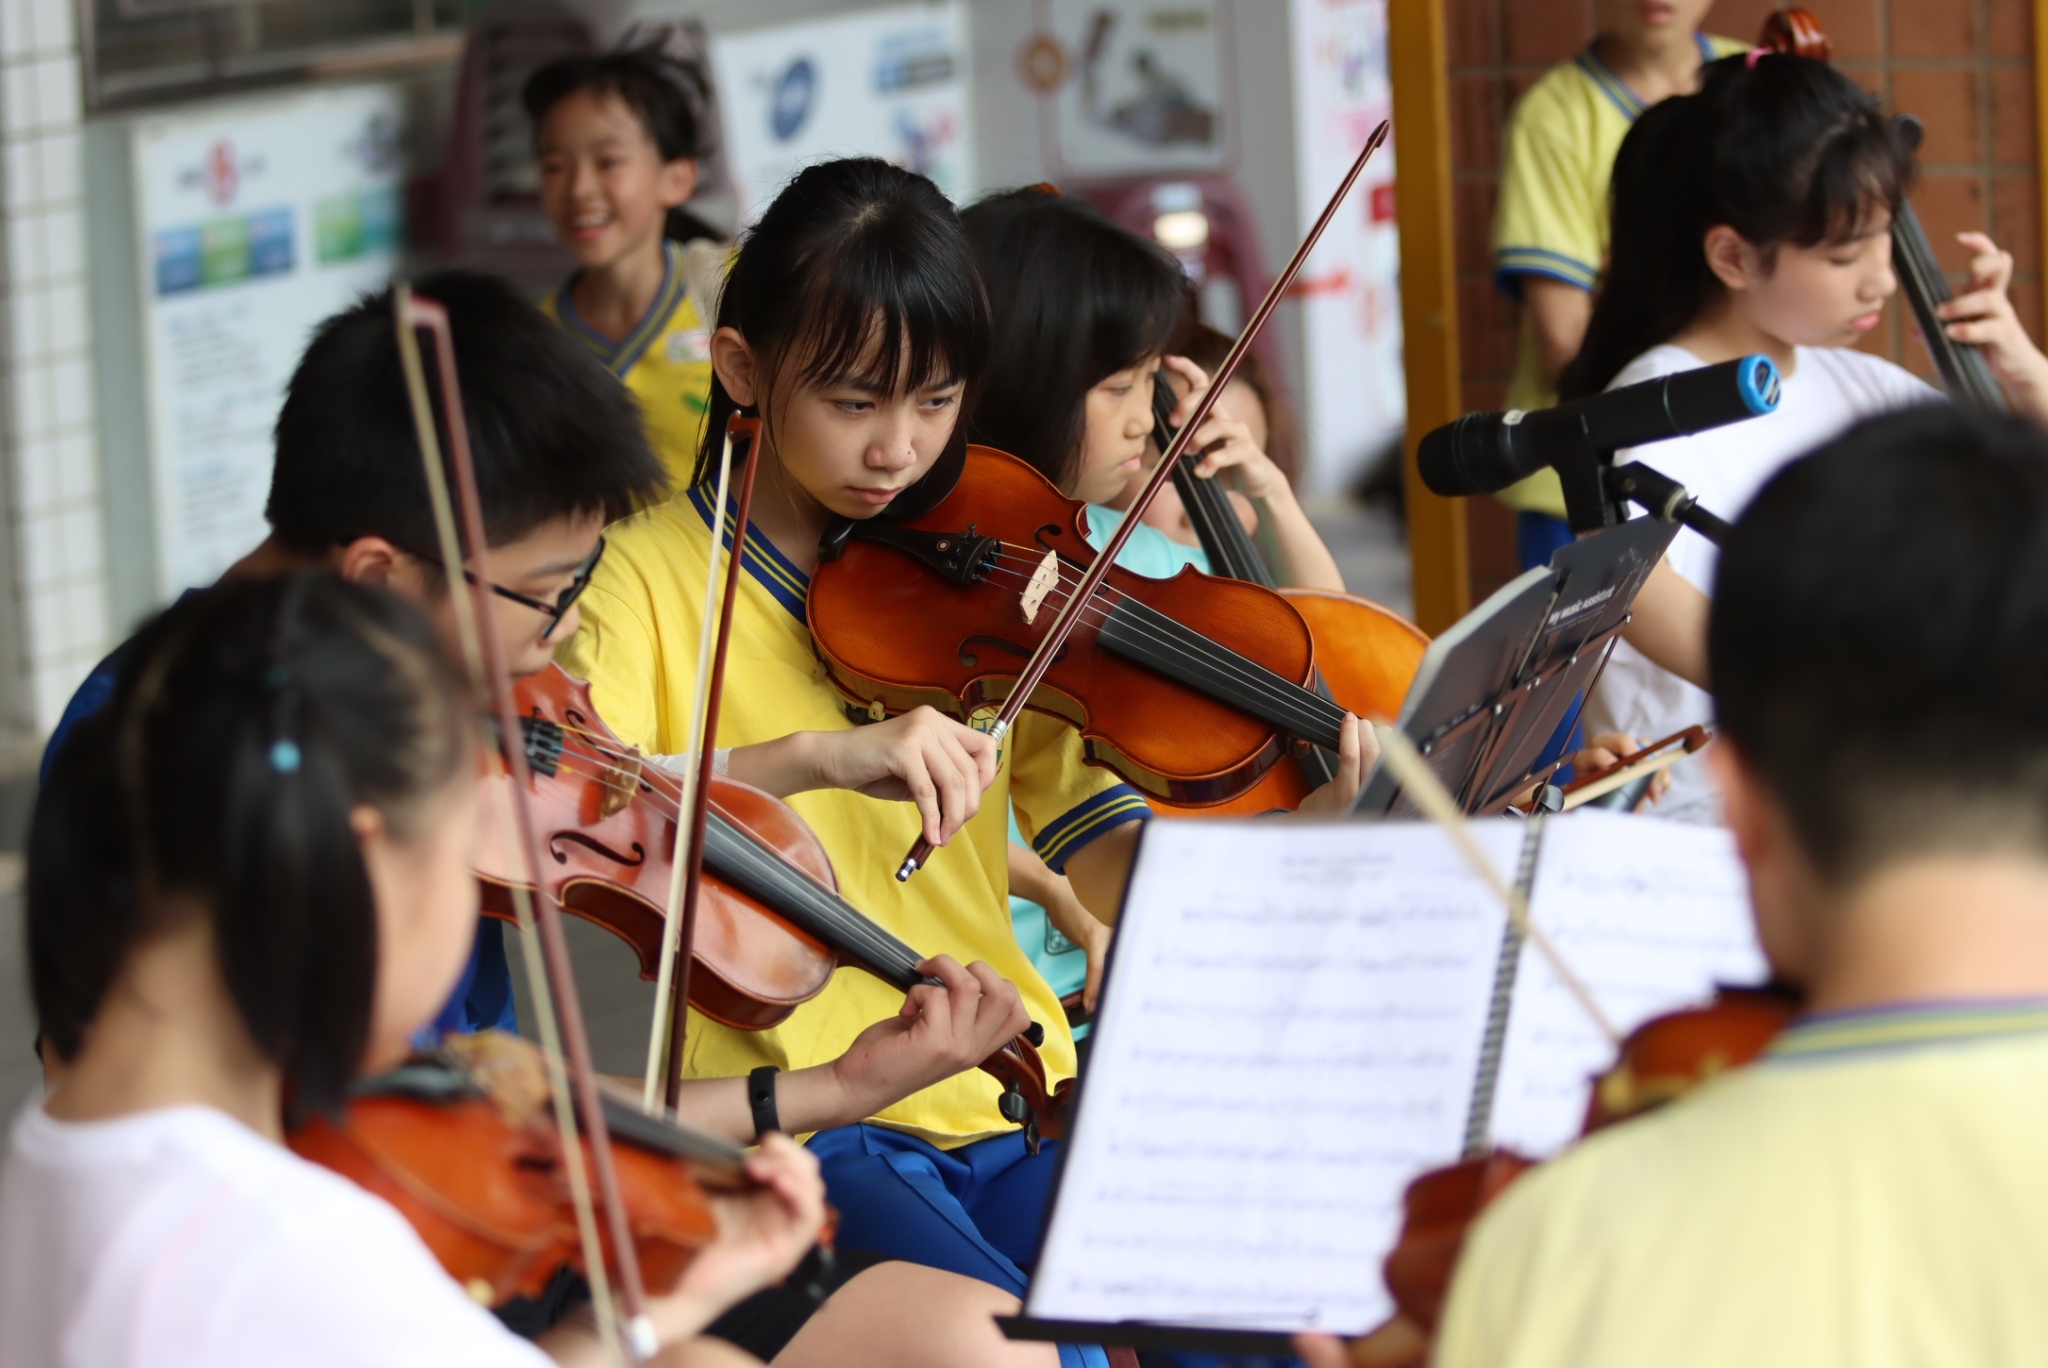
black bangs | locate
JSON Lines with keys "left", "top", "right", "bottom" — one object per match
{"left": 962, "top": 188, "right": 1192, "bottom": 490}
{"left": 1790, "top": 116, "right": 1912, "bottom": 248}
{"left": 785, "top": 204, "right": 984, "bottom": 399}
{"left": 693, "top": 158, "right": 991, "bottom": 509}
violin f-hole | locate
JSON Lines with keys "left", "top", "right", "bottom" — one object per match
{"left": 959, "top": 635, "right": 1067, "bottom": 670}
{"left": 548, "top": 831, "right": 648, "bottom": 869}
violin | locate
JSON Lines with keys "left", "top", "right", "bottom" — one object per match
{"left": 1144, "top": 375, "right": 1429, "bottom": 816}
{"left": 810, "top": 123, "right": 1389, "bottom": 880}
{"left": 291, "top": 1031, "right": 743, "bottom": 1307}
{"left": 1756, "top": 9, "right": 2006, "bottom": 410}
{"left": 1377, "top": 984, "right": 1801, "bottom": 1343}
{"left": 474, "top": 663, "right": 1073, "bottom": 1150}
{"left": 808, "top": 445, "right": 1350, "bottom": 807}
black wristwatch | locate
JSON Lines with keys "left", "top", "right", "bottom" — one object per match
{"left": 748, "top": 1065, "right": 781, "bottom": 1141}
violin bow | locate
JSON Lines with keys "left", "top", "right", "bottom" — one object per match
{"left": 642, "top": 424, "right": 737, "bottom": 1109}
{"left": 895, "top": 119, "right": 1391, "bottom": 881}
{"left": 659, "top": 415, "right": 766, "bottom": 1111}
{"left": 394, "top": 287, "right": 656, "bottom": 1365}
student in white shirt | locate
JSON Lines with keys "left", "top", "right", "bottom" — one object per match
{"left": 1560, "top": 51, "right": 2048, "bottom": 818}
{"left": 0, "top": 576, "right": 824, "bottom": 1368}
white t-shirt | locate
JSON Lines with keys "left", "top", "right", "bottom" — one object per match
{"left": 0, "top": 1100, "right": 554, "bottom": 1368}
{"left": 1584, "top": 343, "right": 1939, "bottom": 820}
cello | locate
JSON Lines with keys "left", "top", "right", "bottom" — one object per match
{"left": 1141, "top": 369, "right": 1429, "bottom": 816}
{"left": 1757, "top": 8, "right": 2007, "bottom": 411}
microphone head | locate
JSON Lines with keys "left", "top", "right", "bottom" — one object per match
{"left": 1418, "top": 410, "right": 1533, "bottom": 497}
{"left": 1735, "top": 354, "right": 1782, "bottom": 416}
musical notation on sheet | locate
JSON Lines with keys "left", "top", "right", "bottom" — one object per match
{"left": 1027, "top": 820, "right": 1522, "bottom": 1333}
{"left": 1024, "top": 810, "right": 1764, "bottom": 1338}
{"left": 1487, "top": 813, "right": 1768, "bottom": 1155}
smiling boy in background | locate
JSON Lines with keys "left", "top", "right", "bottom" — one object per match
{"left": 526, "top": 43, "right": 724, "bottom": 491}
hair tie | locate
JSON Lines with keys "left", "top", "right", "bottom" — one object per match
{"left": 269, "top": 739, "right": 302, "bottom": 774}
{"left": 1746, "top": 47, "right": 1768, "bottom": 69}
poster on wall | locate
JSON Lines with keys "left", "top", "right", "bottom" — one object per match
{"left": 132, "top": 85, "right": 403, "bottom": 595}
{"left": 1027, "top": 0, "right": 1233, "bottom": 176}
{"left": 1290, "top": 0, "right": 1404, "bottom": 495}
{"left": 712, "top": 2, "right": 974, "bottom": 222}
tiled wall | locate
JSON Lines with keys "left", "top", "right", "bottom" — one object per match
{"left": 1449, "top": 0, "right": 2039, "bottom": 595}
{"left": 0, "top": 0, "right": 103, "bottom": 738}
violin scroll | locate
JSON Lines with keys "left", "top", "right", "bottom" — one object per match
{"left": 977, "top": 1033, "right": 1073, "bottom": 1156}
{"left": 1758, "top": 8, "right": 1832, "bottom": 60}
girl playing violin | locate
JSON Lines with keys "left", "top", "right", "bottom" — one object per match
{"left": 1577, "top": 51, "right": 2048, "bottom": 816}
{"left": 558, "top": 156, "right": 1148, "bottom": 1365}
{"left": 0, "top": 576, "right": 824, "bottom": 1367}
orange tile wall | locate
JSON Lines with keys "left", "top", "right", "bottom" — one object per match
{"left": 1447, "top": 0, "right": 2040, "bottom": 597}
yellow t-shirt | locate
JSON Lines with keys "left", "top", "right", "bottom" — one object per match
{"left": 1491, "top": 36, "right": 1748, "bottom": 516}
{"left": 556, "top": 486, "right": 1151, "bottom": 1148}
{"left": 543, "top": 240, "right": 714, "bottom": 496}
{"left": 1438, "top": 1001, "right": 2048, "bottom": 1367}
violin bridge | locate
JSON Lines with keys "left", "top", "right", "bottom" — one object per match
{"left": 1019, "top": 549, "right": 1060, "bottom": 625}
{"left": 600, "top": 751, "right": 643, "bottom": 819}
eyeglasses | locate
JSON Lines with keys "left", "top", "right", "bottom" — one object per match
{"left": 411, "top": 536, "right": 607, "bottom": 641}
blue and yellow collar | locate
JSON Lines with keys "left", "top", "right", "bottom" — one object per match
{"left": 1576, "top": 33, "right": 1719, "bottom": 122}
{"left": 1767, "top": 998, "right": 2048, "bottom": 1063}
{"left": 686, "top": 484, "right": 810, "bottom": 621}
{"left": 558, "top": 240, "right": 690, "bottom": 377}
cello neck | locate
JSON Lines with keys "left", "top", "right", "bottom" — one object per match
{"left": 1154, "top": 375, "right": 1277, "bottom": 588}
{"left": 1151, "top": 376, "right": 1343, "bottom": 787}
{"left": 1891, "top": 117, "right": 2008, "bottom": 412}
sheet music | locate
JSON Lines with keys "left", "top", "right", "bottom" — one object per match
{"left": 1487, "top": 811, "right": 1767, "bottom": 1156}
{"left": 1026, "top": 819, "right": 1523, "bottom": 1335}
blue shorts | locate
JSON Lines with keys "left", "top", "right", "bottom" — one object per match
{"left": 806, "top": 1123, "right": 1109, "bottom": 1368}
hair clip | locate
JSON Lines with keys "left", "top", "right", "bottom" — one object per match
{"left": 1747, "top": 47, "right": 1768, "bottom": 69}
{"left": 269, "top": 739, "right": 302, "bottom": 774}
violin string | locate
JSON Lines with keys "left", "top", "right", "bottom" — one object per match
{"left": 970, "top": 550, "right": 1349, "bottom": 737}
{"left": 538, "top": 745, "right": 929, "bottom": 983}
{"left": 713, "top": 828, "right": 925, "bottom": 982}
{"left": 536, "top": 533, "right": 1346, "bottom": 767}
{"left": 537, "top": 553, "right": 1345, "bottom": 787}
{"left": 709, "top": 824, "right": 915, "bottom": 976}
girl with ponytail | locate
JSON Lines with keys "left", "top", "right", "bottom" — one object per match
{"left": 1573, "top": 51, "right": 2048, "bottom": 821}
{"left": 0, "top": 576, "right": 827, "bottom": 1367}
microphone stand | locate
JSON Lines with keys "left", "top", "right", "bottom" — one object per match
{"left": 1605, "top": 462, "right": 1733, "bottom": 546}
{"left": 1525, "top": 409, "right": 1730, "bottom": 547}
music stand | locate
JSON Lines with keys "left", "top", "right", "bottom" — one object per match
{"left": 1352, "top": 514, "right": 1680, "bottom": 818}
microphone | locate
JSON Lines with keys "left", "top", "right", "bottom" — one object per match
{"left": 1419, "top": 354, "right": 1781, "bottom": 498}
